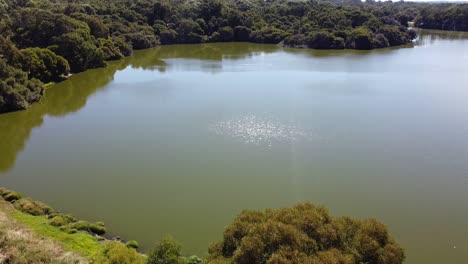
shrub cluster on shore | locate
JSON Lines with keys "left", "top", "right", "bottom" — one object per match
{"left": 0, "top": 188, "right": 107, "bottom": 237}
{"left": 0, "top": 187, "right": 405, "bottom": 264}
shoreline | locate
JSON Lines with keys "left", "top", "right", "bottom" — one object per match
{"left": 0, "top": 187, "right": 142, "bottom": 261}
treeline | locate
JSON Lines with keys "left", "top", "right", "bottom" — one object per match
{"left": 415, "top": 4, "right": 468, "bottom": 31}
{"left": 0, "top": 0, "right": 465, "bottom": 113}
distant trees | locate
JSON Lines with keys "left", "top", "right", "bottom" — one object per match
{"left": 0, "top": 0, "right": 466, "bottom": 113}
{"left": 9, "top": 8, "right": 106, "bottom": 72}
{"left": 250, "top": 27, "right": 289, "bottom": 44}
{"left": 415, "top": 4, "right": 468, "bottom": 31}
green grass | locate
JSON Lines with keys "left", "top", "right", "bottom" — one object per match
{"left": 8, "top": 209, "right": 104, "bottom": 257}
{"left": 44, "top": 82, "right": 56, "bottom": 88}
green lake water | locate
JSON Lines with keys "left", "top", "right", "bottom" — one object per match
{"left": 1, "top": 30, "right": 468, "bottom": 263}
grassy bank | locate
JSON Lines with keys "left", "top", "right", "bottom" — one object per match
{"left": 0, "top": 199, "right": 88, "bottom": 263}
{"left": 0, "top": 188, "right": 145, "bottom": 263}
{"left": 0, "top": 187, "right": 405, "bottom": 264}
{"left": 7, "top": 207, "right": 103, "bottom": 257}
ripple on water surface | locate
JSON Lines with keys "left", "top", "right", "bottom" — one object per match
{"left": 209, "top": 114, "right": 314, "bottom": 146}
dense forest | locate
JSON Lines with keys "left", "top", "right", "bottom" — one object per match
{"left": 415, "top": 4, "right": 468, "bottom": 31}
{"left": 0, "top": 0, "right": 467, "bottom": 113}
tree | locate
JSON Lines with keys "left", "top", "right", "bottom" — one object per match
{"left": 51, "top": 32, "right": 105, "bottom": 72}
{"left": 20, "top": 48, "right": 70, "bottom": 82}
{"left": 208, "top": 203, "right": 405, "bottom": 264}
{"left": 0, "top": 58, "right": 44, "bottom": 113}
{"left": 347, "top": 27, "right": 375, "bottom": 50}
{"left": 219, "top": 26, "right": 234, "bottom": 42}
{"left": 307, "top": 31, "right": 336, "bottom": 49}
{"left": 147, "top": 236, "right": 184, "bottom": 264}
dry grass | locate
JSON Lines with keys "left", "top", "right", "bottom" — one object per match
{"left": 0, "top": 200, "right": 87, "bottom": 264}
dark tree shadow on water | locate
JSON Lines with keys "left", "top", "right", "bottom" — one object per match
{"left": 0, "top": 43, "right": 280, "bottom": 173}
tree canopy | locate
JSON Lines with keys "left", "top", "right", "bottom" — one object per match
{"left": 208, "top": 203, "right": 405, "bottom": 264}
{"left": 0, "top": 0, "right": 466, "bottom": 113}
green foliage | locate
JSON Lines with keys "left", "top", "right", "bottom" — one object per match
{"left": 0, "top": 188, "right": 23, "bottom": 202}
{"left": 48, "top": 213, "right": 79, "bottom": 227}
{"left": 0, "top": 187, "right": 23, "bottom": 202}
{"left": 208, "top": 203, "right": 405, "bottom": 264}
{"left": 0, "top": 58, "right": 44, "bottom": 113}
{"left": 219, "top": 26, "right": 234, "bottom": 42}
{"left": 249, "top": 27, "right": 288, "bottom": 44}
{"left": 13, "top": 198, "right": 53, "bottom": 216}
{"left": 90, "top": 241, "right": 145, "bottom": 264}
{"left": 49, "top": 215, "right": 68, "bottom": 227}
{"left": 7, "top": 0, "right": 463, "bottom": 113}
{"left": 9, "top": 208, "right": 103, "bottom": 257}
{"left": 347, "top": 27, "right": 375, "bottom": 50}
{"left": 51, "top": 32, "right": 105, "bottom": 72}
{"left": 234, "top": 26, "right": 251, "bottom": 41}
{"left": 415, "top": 4, "right": 468, "bottom": 31}
{"left": 59, "top": 226, "right": 79, "bottom": 234}
{"left": 20, "top": 48, "right": 70, "bottom": 83}
{"left": 126, "top": 240, "right": 139, "bottom": 249}
{"left": 306, "top": 31, "right": 344, "bottom": 49}
{"left": 185, "top": 255, "right": 203, "bottom": 264}
{"left": 69, "top": 220, "right": 107, "bottom": 236}
{"left": 147, "top": 236, "right": 184, "bottom": 264}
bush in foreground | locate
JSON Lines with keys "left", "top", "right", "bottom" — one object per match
{"left": 208, "top": 203, "right": 404, "bottom": 264}
{"left": 147, "top": 236, "right": 183, "bottom": 264}
{"left": 13, "top": 198, "right": 53, "bottom": 216}
{"left": 0, "top": 188, "right": 22, "bottom": 202}
{"left": 126, "top": 240, "right": 139, "bottom": 249}
{"left": 90, "top": 241, "right": 145, "bottom": 264}
{"left": 69, "top": 220, "right": 107, "bottom": 236}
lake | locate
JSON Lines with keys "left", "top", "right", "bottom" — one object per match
{"left": 1, "top": 29, "right": 468, "bottom": 263}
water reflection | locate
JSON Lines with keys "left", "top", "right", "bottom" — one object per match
{"left": 0, "top": 43, "right": 278, "bottom": 173}
{"left": 415, "top": 28, "right": 468, "bottom": 46}
{"left": 1, "top": 30, "right": 466, "bottom": 173}
{"left": 0, "top": 60, "right": 128, "bottom": 172}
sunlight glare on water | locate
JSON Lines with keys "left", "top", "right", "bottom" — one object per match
{"left": 209, "top": 114, "right": 313, "bottom": 146}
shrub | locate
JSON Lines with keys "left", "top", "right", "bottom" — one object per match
{"left": 208, "top": 203, "right": 405, "bottom": 264}
{"left": 20, "top": 47, "right": 70, "bottom": 82}
{"left": 125, "top": 32, "right": 160, "bottom": 50}
{"left": 347, "top": 27, "right": 375, "bottom": 50}
{"left": 48, "top": 212, "right": 77, "bottom": 223}
{"left": 59, "top": 226, "right": 78, "bottom": 234}
{"left": 49, "top": 215, "right": 68, "bottom": 227}
{"left": 126, "top": 240, "right": 139, "bottom": 249}
{"left": 219, "top": 26, "right": 234, "bottom": 42}
{"left": 90, "top": 241, "right": 145, "bottom": 264}
{"left": 0, "top": 58, "right": 45, "bottom": 113}
{"left": 69, "top": 220, "right": 106, "bottom": 235}
{"left": 98, "top": 38, "right": 125, "bottom": 61}
{"left": 0, "top": 188, "right": 22, "bottom": 202}
{"left": 185, "top": 255, "right": 203, "bottom": 264}
{"left": 160, "top": 29, "right": 179, "bottom": 44}
{"left": 13, "top": 198, "right": 52, "bottom": 216}
{"left": 249, "top": 27, "right": 288, "bottom": 44}
{"left": 209, "top": 32, "right": 221, "bottom": 42}
{"left": 283, "top": 34, "right": 307, "bottom": 47}
{"left": 234, "top": 26, "right": 251, "bottom": 41}
{"left": 147, "top": 236, "right": 184, "bottom": 264}
{"left": 306, "top": 31, "right": 335, "bottom": 49}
